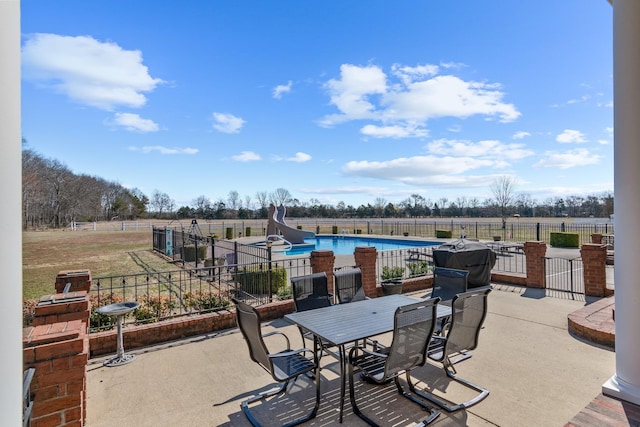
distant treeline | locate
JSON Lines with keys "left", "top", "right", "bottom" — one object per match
{"left": 22, "top": 149, "right": 614, "bottom": 230}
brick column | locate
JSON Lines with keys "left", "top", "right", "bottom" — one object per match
{"left": 354, "top": 246, "right": 377, "bottom": 298}
{"left": 32, "top": 291, "right": 91, "bottom": 330}
{"left": 591, "top": 233, "right": 603, "bottom": 244}
{"left": 581, "top": 243, "right": 608, "bottom": 297}
{"left": 524, "top": 241, "right": 547, "bottom": 288}
{"left": 310, "top": 250, "right": 335, "bottom": 294}
{"left": 55, "top": 270, "right": 92, "bottom": 294}
{"left": 23, "top": 318, "right": 89, "bottom": 427}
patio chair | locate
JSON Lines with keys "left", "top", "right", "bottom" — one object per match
{"left": 334, "top": 267, "right": 367, "bottom": 304}
{"left": 291, "top": 272, "right": 335, "bottom": 359}
{"left": 425, "top": 288, "right": 492, "bottom": 412}
{"left": 231, "top": 298, "right": 321, "bottom": 427}
{"left": 347, "top": 298, "right": 442, "bottom": 427}
{"left": 429, "top": 267, "right": 469, "bottom": 335}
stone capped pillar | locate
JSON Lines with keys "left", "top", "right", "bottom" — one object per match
{"left": 23, "top": 318, "right": 89, "bottom": 427}
{"left": 33, "top": 291, "right": 91, "bottom": 329}
{"left": 524, "top": 241, "right": 547, "bottom": 288}
{"left": 310, "top": 250, "right": 335, "bottom": 294}
{"left": 591, "top": 233, "right": 603, "bottom": 244}
{"left": 354, "top": 246, "right": 377, "bottom": 298}
{"left": 580, "top": 244, "right": 608, "bottom": 297}
{"left": 55, "top": 270, "right": 92, "bottom": 294}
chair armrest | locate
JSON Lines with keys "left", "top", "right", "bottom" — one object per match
{"left": 262, "top": 330, "right": 291, "bottom": 350}
{"left": 268, "top": 347, "right": 315, "bottom": 360}
{"left": 348, "top": 345, "right": 389, "bottom": 361}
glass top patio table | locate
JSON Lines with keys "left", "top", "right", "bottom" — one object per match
{"left": 284, "top": 294, "right": 451, "bottom": 422}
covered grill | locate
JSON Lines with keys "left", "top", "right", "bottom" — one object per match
{"left": 432, "top": 239, "right": 497, "bottom": 288}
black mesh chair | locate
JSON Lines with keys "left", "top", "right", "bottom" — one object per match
{"left": 347, "top": 298, "right": 442, "bottom": 426}
{"left": 232, "top": 298, "right": 321, "bottom": 427}
{"left": 291, "top": 272, "right": 335, "bottom": 359}
{"left": 430, "top": 267, "right": 469, "bottom": 335}
{"left": 334, "top": 268, "right": 367, "bottom": 304}
{"left": 425, "top": 288, "right": 492, "bottom": 412}
{"left": 430, "top": 267, "right": 469, "bottom": 304}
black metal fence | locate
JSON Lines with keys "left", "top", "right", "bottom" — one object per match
{"left": 151, "top": 219, "right": 613, "bottom": 245}
{"left": 544, "top": 257, "right": 585, "bottom": 294}
{"left": 90, "top": 254, "right": 312, "bottom": 332}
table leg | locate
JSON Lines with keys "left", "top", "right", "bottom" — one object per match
{"left": 339, "top": 344, "right": 346, "bottom": 423}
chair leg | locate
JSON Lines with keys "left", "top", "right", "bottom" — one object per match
{"left": 241, "top": 367, "right": 321, "bottom": 427}
{"left": 405, "top": 365, "right": 489, "bottom": 413}
{"left": 348, "top": 359, "right": 381, "bottom": 426}
{"left": 393, "top": 374, "right": 440, "bottom": 424}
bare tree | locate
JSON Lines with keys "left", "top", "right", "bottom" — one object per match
{"left": 227, "top": 190, "right": 239, "bottom": 210}
{"left": 491, "top": 175, "right": 517, "bottom": 221}
{"left": 270, "top": 188, "right": 292, "bottom": 206}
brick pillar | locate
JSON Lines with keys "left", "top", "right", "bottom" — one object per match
{"left": 524, "top": 241, "right": 547, "bottom": 288}
{"left": 354, "top": 246, "right": 377, "bottom": 298}
{"left": 581, "top": 243, "right": 608, "bottom": 297}
{"left": 32, "top": 291, "right": 91, "bottom": 330}
{"left": 23, "top": 318, "right": 89, "bottom": 427}
{"left": 310, "top": 250, "right": 335, "bottom": 294}
{"left": 55, "top": 270, "right": 92, "bottom": 294}
{"left": 591, "top": 233, "right": 603, "bottom": 244}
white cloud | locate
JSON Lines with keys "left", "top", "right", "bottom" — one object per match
{"left": 286, "top": 152, "right": 312, "bottom": 162}
{"left": 342, "top": 155, "right": 494, "bottom": 186}
{"left": 598, "top": 139, "right": 610, "bottom": 145}
{"left": 533, "top": 148, "right": 601, "bottom": 169}
{"left": 273, "top": 80, "right": 292, "bottom": 99}
{"left": 212, "top": 112, "right": 245, "bottom": 133}
{"left": 128, "top": 146, "right": 198, "bottom": 155}
{"left": 361, "top": 124, "right": 428, "bottom": 139}
{"left": 110, "top": 113, "right": 159, "bottom": 132}
{"left": 22, "top": 33, "right": 164, "bottom": 110}
{"left": 512, "top": 131, "right": 531, "bottom": 139}
{"left": 427, "top": 138, "right": 534, "bottom": 161}
{"left": 319, "top": 63, "right": 520, "bottom": 135}
{"left": 232, "top": 151, "right": 261, "bottom": 161}
{"left": 556, "top": 129, "right": 587, "bottom": 143}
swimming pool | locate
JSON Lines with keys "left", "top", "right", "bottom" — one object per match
{"left": 284, "top": 235, "right": 439, "bottom": 256}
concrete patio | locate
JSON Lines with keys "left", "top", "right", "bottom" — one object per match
{"left": 86, "top": 284, "right": 616, "bottom": 426}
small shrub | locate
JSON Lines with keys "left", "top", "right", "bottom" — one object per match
{"left": 407, "top": 261, "right": 432, "bottom": 277}
{"left": 436, "top": 229, "right": 452, "bottom": 238}
{"left": 381, "top": 266, "right": 405, "bottom": 281}
{"left": 183, "top": 290, "right": 230, "bottom": 312}
{"left": 233, "top": 266, "right": 287, "bottom": 295}
{"left": 550, "top": 232, "right": 579, "bottom": 248}
{"left": 225, "top": 227, "right": 233, "bottom": 239}
{"left": 332, "top": 225, "right": 338, "bottom": 234}
{"left": 245, "top": 227, "right": 251, "bottom": 237}
{"left": 133, "top": 294, "right": 177, "bottom": 324}
{"left": 22, "top": 298, "right": 38, "bottom": 327}
{"left": 276, "top": 284, "right": 293, "bottom": 301}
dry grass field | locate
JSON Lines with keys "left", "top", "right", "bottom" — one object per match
{"left": 22, "top": 230, "right": 170, "bottom": 299}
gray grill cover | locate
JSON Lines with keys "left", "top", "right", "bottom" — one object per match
{"left": 432, "top": 239, "right": 497, "bottom": 287}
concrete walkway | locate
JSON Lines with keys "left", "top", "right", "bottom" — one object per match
{"left": 86, "top": 285, "right": 615, "bottom": 427}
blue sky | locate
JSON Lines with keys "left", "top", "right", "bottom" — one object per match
{"left": 20, "top": 1, "right": 613, "bottom": 209}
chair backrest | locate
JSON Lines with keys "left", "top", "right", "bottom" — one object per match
{"left": 232, "top": 298, "right": 271, "bottom": 372}
{"left": 291, "top": 272, "right": 332, "bottom": 312}
{"left": 444, "top": 288, "right": 491, "bottom": 355}
{"left": 431, "top": 267, "right": 469, "bottom": 303}
{"left": 384, "top": 297, "right": 440, "bottom": 377}
{"left": 334, "top": 268, "right": 365, "bottom": 304}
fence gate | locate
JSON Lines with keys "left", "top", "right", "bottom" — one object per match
{"left": 544, "top": 257, "right": 585, "bottom": 294}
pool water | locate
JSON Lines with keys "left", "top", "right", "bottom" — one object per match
{"left": 285, "top": 235, "right": 439, "bottom": 256}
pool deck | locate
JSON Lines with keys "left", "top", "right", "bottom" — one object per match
{"left": 86, "top": 284, "right": 632, "bottom": 427}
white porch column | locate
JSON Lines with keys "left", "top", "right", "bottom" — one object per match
{"left": 0, "top": 1, "right": 23, "bottom": 425}
{"left": 602, "top": 0, "right": 640, "bottom": 405}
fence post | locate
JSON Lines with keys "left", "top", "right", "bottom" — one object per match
{"left": 580, "top": 243, "right": 608, "bottom": 297}
{"left": 536, "top": 222, "right": 541, "bottom": 241}
{"left": 310, "top": 250, "right": 336, "bottom": 294}
{"left": 524, "top": 241, "right": 547, "bottom": 288}
{"left": 354, "top": 246, "right": 377, "bottom": 298}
